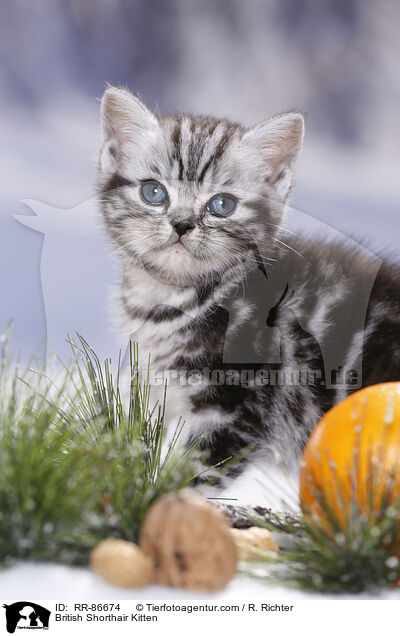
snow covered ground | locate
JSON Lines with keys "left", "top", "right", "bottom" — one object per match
{"left": 1, "top": 561, "right": 400, "bottom": 601}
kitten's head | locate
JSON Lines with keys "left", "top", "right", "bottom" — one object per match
{"left": 98, "top": 86, "right": 304, "bottom": 287}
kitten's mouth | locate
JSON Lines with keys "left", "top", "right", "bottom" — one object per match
{"left": 167, "top": 238, "right": 189, "bottom": 251}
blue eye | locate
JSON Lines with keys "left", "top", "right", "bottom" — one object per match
{"left": 207, "top": 195, "right": 236, "bottom": 217}
{"left": 140, "top": 181, "right": 168, "bottom": 205}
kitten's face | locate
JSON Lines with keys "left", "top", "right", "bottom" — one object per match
{"left": 99, "top": 87, "right": 304, "bottom": 287}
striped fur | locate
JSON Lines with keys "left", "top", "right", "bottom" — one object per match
{"left": 98, "top": 86, "right": 400, "bottom": 490}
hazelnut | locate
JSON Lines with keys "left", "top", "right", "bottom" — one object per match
{"left": 231, "top": 526, "right": 279, "bottom": 560}
{"left": 90, "top": 538, "right": 154, "bottom": 587}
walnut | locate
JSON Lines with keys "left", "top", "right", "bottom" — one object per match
{"left": 231, "top": 526, "right": 279, "bottom": 560}
{"left": 139, "top": 489, "right": 238, "bottom": 591}
{"left": 90, "top": 538, "right": 154, "bottom": 588}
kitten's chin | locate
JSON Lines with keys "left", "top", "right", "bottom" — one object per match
{"left": 140, "top": 246, "right": 208, "bottom": 287}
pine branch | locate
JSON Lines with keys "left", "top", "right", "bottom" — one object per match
{"left": 0, "top": 332, "right": 196, "bottom": 566}
{"left": 242, "top": 454, "right": 400, "bottom": 593}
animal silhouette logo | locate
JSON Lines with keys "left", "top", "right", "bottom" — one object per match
{"left": 15, "top": 198, "right": 381, "bottom": 387}
{"left": 3, "top": 602, "right": 50, "bottom": 633}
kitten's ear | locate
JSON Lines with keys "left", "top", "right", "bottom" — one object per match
{"left": 242, "top": 112, "right": 304, "bottom": 201}
{"left": 99, "top": 86, "right": 159, "bottom": 173}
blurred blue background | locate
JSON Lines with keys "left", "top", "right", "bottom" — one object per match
{"left": 0, "top": 0, "right": 399, "bottom": 358}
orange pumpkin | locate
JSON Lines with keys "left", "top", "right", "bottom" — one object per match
{"left": 299, "top": 383, "right": 400, "bottom": 527}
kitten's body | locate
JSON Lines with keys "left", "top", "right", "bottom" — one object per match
{"left": 98, "top": 87, "right": 400, "bottom": 499}
{"left": 118, "top": 238, "right": 400, "bottom": 467}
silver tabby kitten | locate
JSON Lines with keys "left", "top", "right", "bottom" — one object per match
{"left": 98, "top": 86, "right": 400, "bottom": 502}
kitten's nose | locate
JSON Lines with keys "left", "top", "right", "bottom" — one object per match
{"left": 173, "top": 220, "right": 195, "bottom": 237}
